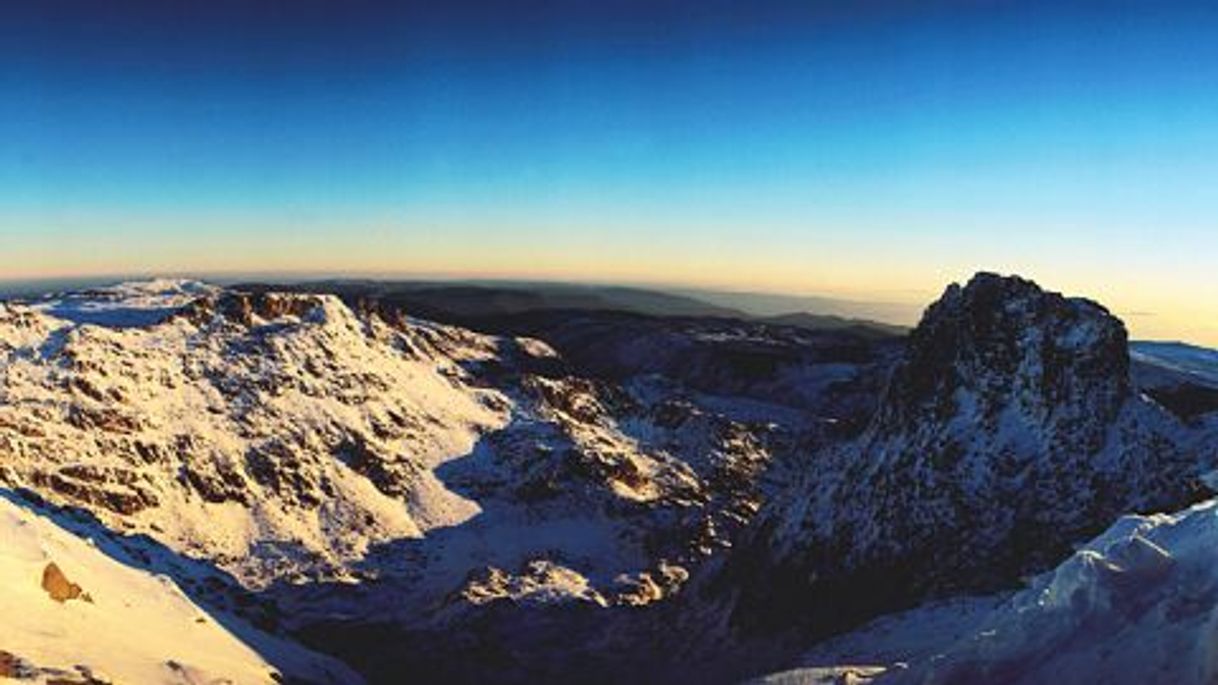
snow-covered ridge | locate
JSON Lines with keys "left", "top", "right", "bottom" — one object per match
{"left": 0, "top": 280, "right": 514, "bottom": 587}
{"left": 24, "top": 278, "right": 220, "bottom": 328}
{"left": 898, "top": 498, "right": 1218, "bottom": 684}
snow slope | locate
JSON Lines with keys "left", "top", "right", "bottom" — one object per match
{"left": 897, "top": 498, "right": 1218, "bottom": 684}
{"left": 29, "top": 278, "right": 221, "bottom": 328}
{"left": 0, "top": 491, "right": 358, "bottom": 684}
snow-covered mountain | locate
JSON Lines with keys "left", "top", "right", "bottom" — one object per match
{"left": 1, "top": 281, "right": 515, "bottom": 587}
{"left": 726, "top": 273, "right": 1211, "bottom": 644}
{"left": 3, "top": 274, "right": 1216, "bottom": 684}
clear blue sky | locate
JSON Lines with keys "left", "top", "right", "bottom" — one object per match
{"left": 2, "top": 1, "right": 1217, "bottom": 342}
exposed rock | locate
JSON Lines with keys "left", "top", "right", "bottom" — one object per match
{"left": 614, "top": 562, "right": 690, "bottom": 607}
{"left": 457, "top": 561, "right": 609, "bottom": 608}
{"left": 176, "top": 291, "right": 329, "bottom": 328}
{"left": 42, "top": 562, "right": 90, "bottom": 603}
{"left": 31, "top": 467, "right": 159, "bottom": 515}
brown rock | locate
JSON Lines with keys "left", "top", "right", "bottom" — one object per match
{"left": 42, "top": 562, "right": 90, "bottom": 603}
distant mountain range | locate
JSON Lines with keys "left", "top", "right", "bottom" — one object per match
{"left": 233, "top": 279, "right": 913, "bottom": 338}
{"left": 2, "top": 276, "right": 913, "bottom": 337}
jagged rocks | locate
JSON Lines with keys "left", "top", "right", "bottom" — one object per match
{"left": 65, "top": 404, "right": 142, "bottom": 434}
{"left": 180, "top": 452, "right": 251, "bottom": 505}
{"left": 245, "top": 440, "right": 333, "bottom": 508}
{"left": 457, "top": 561, "right": 610, "bottom": 608}
{"left": 31, "top": 466, "right": 159, "bottom": 515}
{"left": 176, "top": 291, "right": 328, "bottom": 328}
{"left": 614, "top": 562, "right": 691, "bottom": 607}
{"left": 333, "top": 435, "right": 419, "bottom": 498}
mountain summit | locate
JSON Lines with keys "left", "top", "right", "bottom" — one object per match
{"left": 880, "top": 271, "right": 1129, "bottom": 437}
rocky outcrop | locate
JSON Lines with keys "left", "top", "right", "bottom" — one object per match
{"left": 176, "top": 291, "right": 329, "bottom": 328}
{"left": 0, "top": 651, "right": 20, "bottom": 679}
{"left": 31, "top": 466, "right": 159, "bottom": 515}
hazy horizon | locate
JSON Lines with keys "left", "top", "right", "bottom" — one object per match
{"left": 4, "top": 1, "right": 1217, "bottom": 344}
{"left": 4, "top": 270, "right": 1211, "bottom": 348}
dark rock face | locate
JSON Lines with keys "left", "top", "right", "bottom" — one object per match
{"left": 880, "top": 272, "right": 1129, "bottom": 439}
{"left": 726, "top": 273, "right": 1207, "bottom": 639}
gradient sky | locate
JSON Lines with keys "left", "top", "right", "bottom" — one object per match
{"left": 3, "top": 1, "right": 1217, "bottom": 343}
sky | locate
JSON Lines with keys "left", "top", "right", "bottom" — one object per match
{"left": 2, "top": 1, "right": 1217, "bottom": 343}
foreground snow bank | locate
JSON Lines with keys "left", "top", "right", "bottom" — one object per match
{"left": 756, "top": 498, "right": 1218, "bottom": 685}
{"left": 897, "top": 498, "right": 1218, "bottom": 684}
{"left": 0, "top": 493, "right": 360, "bottom": 684}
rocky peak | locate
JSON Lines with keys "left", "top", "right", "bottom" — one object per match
{"left": 725, "top": 273, "right": 1205, "bottom": 639}
{"left": 878, "top": 272, "right": 1129, "bottom": 437}
{"left": 176, "top": 291, "right": 337, "bottom": 328}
